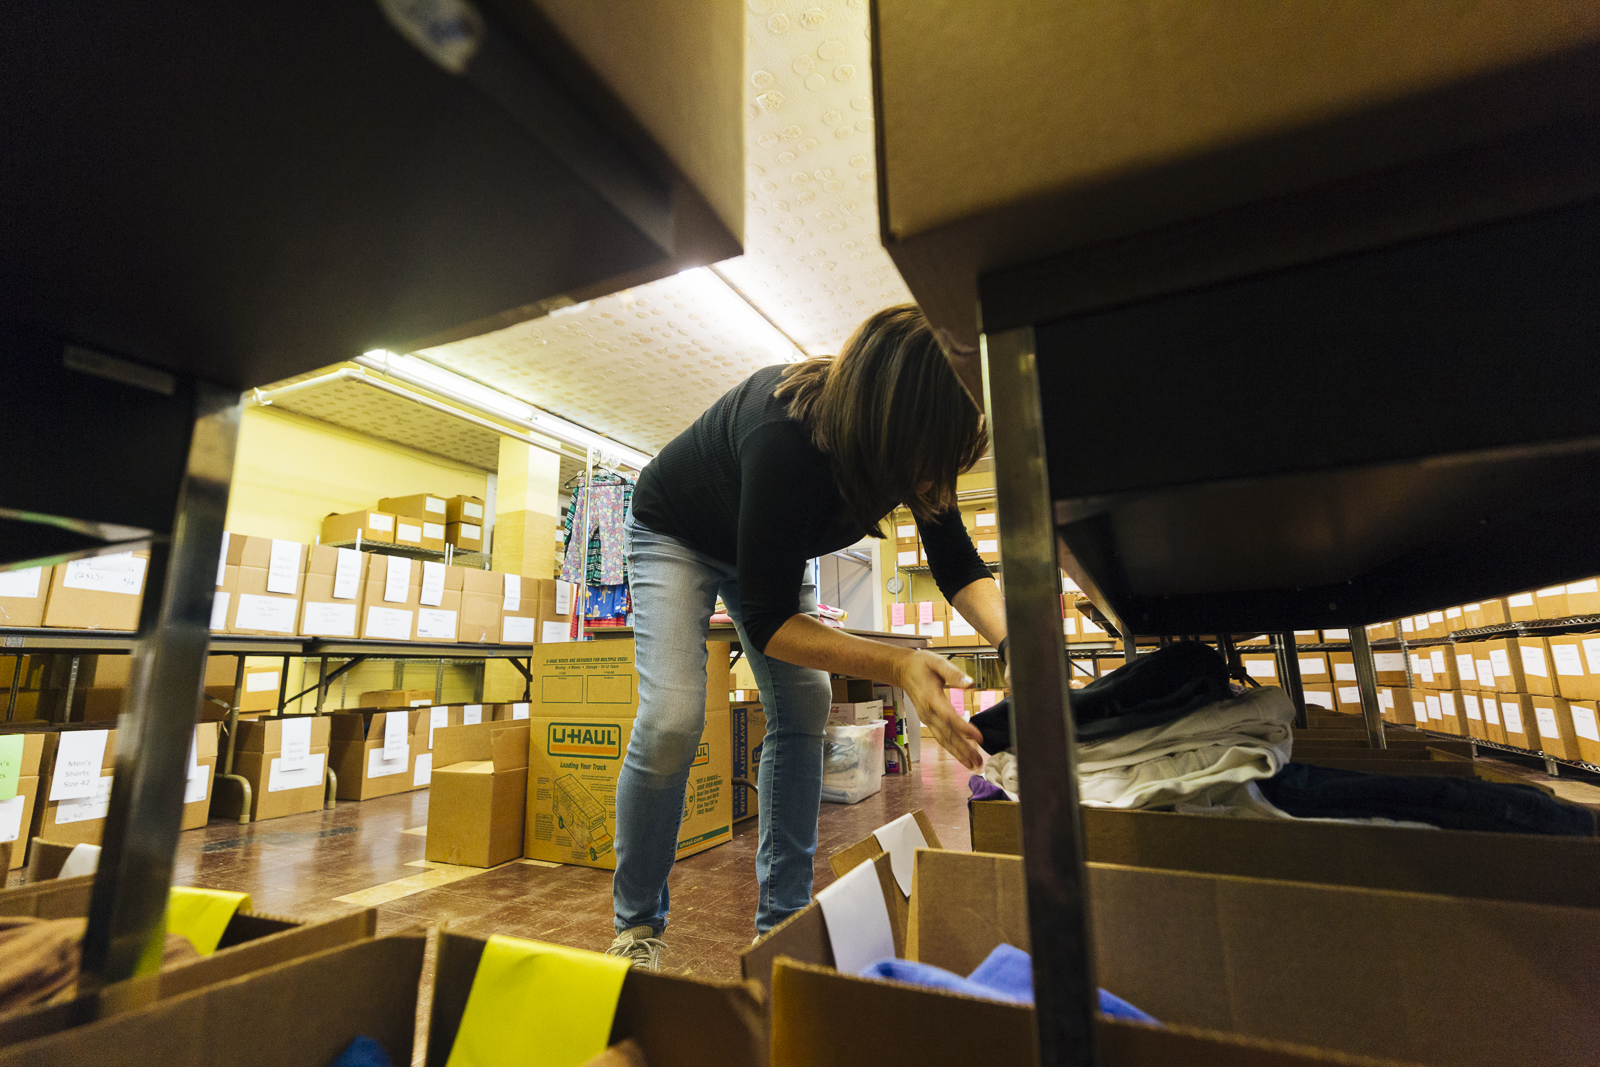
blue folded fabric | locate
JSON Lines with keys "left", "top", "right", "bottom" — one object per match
{"left": 859, "top": 943, "right": 1158, "bottom": 1024}
{"left": 328, "top": 1036, "right": 393, "bottom": 1067}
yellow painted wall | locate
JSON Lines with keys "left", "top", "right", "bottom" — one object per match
{"left": 225, "top": 405, "right": 489, "bottom": 542}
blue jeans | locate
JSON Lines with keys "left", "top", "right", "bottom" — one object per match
{"left": 613, "top": 515, "right": 832, "bottom": 936}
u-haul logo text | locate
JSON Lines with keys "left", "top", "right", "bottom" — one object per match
{"left": 548, "top": 723, "right": 622, "bottom": 760}
{"left": 691, "top": 742, "right": 710, "bottom": 767}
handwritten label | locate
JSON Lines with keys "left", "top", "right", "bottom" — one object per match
{"left": 1502, "top": 702, "right": 1524, "bottom": 734}
{"left": 1338, "top": 686, "right": 1360, "bottom": 704}
{"left": 333, "top": 548, "right": 362, "bottom": 599}
{"left": 1439, "top": 692, "right": 1457, "bottom": 718}
{"left": 541, "top": 621, "right": 570, "bottom": 643}
{"left": 1463, "top": 694, "right": 1482, "bottom": 721}
{"left": 413, "top": 753, "right": 432, "bottom": 787}
{"left": 61, "top": 554, "right": 145, "bottom": 595}
{"left": 423, "top": 522, "right": 445, "bottom": 541}
{"left": 366, "top": 606, "right": 413, "bottom": 640}
{"left": 897, "top": 550, "right": 918, "bottom": 566}
{"left": 1534, "top": 705, "right": 1561, "bottom": 741}
{"left": 502, "top": 574, "right": 521, "bottom": 612}
{"left": 459, "top": 523, "right": 480, "bottom": 540}
{"left": 502, "top": 616, "right": 535, "bottom": 643}
{"left": 1373, "top": 653, "right": 1405, "bottom": 672}
{"left": 1426, "top": 695, "right": 1442, "bottom": 721}
{"left": 1552, "top": 644, "right": 1585, "bottom": 677}
{"left": 368, "top": 744, "right": 408, "bottom": 779}
{"left": 279, "top": 717, "right": 313, "bottom": 773}
{"left": 1476, "top": 659, "right": 1495, "bottom": 687}
{"left": 368, "top": 513, "right": 394, "bottom": 532}
{"left": 896, "top": 523, "right": 916, "bottom": 538}
{"left": 420, "top": 561, "right": 446, "bottom": 606}
{"left": 416, "top": 608, "right": 457, "bottom": 640}
{"left": 1298, "top": 656, "right": 1326, "bottom": 675}
{"left": 463, "top": 705, "right": 483, "bottom": 726}
{"left": 301, "top": 601, "right": 358, "bottom": 638}
{"left": 266, "top": 539, "right": 302, "bottom": 595}
{"left": 1570, "top": 705, "right": 1600, "bottom": 742}
{"left": 267, "top": 752, "right": 325, "bottom": 793}
{"left": 1430, "top": 649, "right": 1448, "bottom": 676}
{"left": 1483, "top": 699, "right": 1501, "bottom": 726}
{"left": 210, "top": 591, "right": 230, "bottom": 630}
{"left": 426, "top": 497, "right": 446, "bottom": 515}
{"left": 54, "top": 774, "right": 113, "bottom": 824}
{"left": 554, "top": 580, "right": 572, "bottom": 616}
{"left": 396, "top": 522, "right": 422, "bottom": 545}
{"left": 384, "top": 711, "right": 408, "bottom": 760}
{"left": 1333, "top": 662, "right": 1356, "bottom": 682}
{"left": 234, "top": 593, "right": 298, "bottom": 634}
{"left": 246, "top": 669, "right": 281, "bottom": 693}
{"left": 464, "top": 501, "right": 483, "bottom": 520}
{"left": 512, "top": 703, "right": 529, "bottom": 720}
{"left": 0, "top": 795, "right": 25, "bottom": 842}
{"left": 385, "top": 557, "right": 413, "bottom": 603}
{"left": 0, "top": 567, "right": 42, "bottom": 599}
{"left": 50, "top": 730, "right": 110, "bottom": 800}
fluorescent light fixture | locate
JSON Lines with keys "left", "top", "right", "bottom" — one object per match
{"left": 679, "top": 267, "right": 809, "bottom": 363}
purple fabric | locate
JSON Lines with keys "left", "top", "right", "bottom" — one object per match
{"left": 969, "top": 775, "right": 1009, "bottom": 802}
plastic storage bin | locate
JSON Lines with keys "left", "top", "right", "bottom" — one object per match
{"left": 821, "top": 719, "right": 887, "bottom": 804}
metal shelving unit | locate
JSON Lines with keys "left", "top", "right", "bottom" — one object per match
{"left": 322, "top": 539, "right": 492, "bottom": 571}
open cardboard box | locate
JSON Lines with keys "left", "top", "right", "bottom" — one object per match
{"left": 426, "top": 720, "right": 529, "bottom": 868}
{"left": 750, "top": 849, "right": 1600, "bottom": 1067}
{"left": 0, "top": 929, "right": 423, "bottom": 1066}
{"left": 427, "top": 931, "right": 766, "bottom": 1067}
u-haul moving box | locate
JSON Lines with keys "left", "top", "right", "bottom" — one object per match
{"left": 525, "top": 640, "right": 731, "bottom": 868}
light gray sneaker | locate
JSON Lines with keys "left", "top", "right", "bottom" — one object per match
{"left": 606, "top": 925, "right": 665, "bottom": 971}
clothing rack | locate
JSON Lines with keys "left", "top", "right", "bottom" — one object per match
{"left": 563, "top": 453, "right": 637, "bottom": 639}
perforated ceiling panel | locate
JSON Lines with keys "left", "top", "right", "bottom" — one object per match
{"left": 418, "top": 0, "right": 913, "bottom": 454}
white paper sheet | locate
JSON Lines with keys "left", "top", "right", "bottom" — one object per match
{"left": 1463, "top": 694, "right": 1481, "bottom": 721}
{"left": 216, "top": 532, "right": 230, "bottom": 587}
{"left": 301, "top": 601, "right": 357, "bottom": 638}
{"left": 1520, "top": 645, "right": 1549, "bottom": 677}
{"left": 1509, "top": 593, "right": 1534, "bottom": 607}
{"left": 511, "top": 703, "right": 529, "bottom": 720}
{"left": 1323, "top": 628, "right": 1350, "bottom": 640}
{"left": 464, "top": 501, "right": 483, "bottom": 520}
{"left": 384, "top": 711, "right": 408, "bottom": 760}
{"left": 541, "top": 621, "right": 570, "bottom": 643}
{"left": 815, "top": 856, "right": 897, "bottom": 976}
{"left": 1303, "top": 690, "right": 1334, "bottom": 709}
{"left": 0, "top": 566, "right": 42, "bottom": 599}
{"left": 234, "top": 593, "right": 297, "bottom": 633}
{"left": 416, "top": 608, "right": 457, "bottom": 641}
{"left": 1333, "top": 663, "right": 1357, "bottom": 682}
{"left": 55, "top": 774, "right": 113, "bottom": 824}
{"left": 185, "top": 767, "right": 210, "bottom": 805}
{"left": 1426, "top": 695, "right": 1442, "bottom": 720}
{"left": 1552, "top": 644, "right": 1585, "bottom": 676}
{"left": 210, "top": 591, "right": 231, "bottom": 631}
{"left": 1585, "top": 638, "right": 1600, "bottom": 675}
{"left": 975, "top": 512, "right": 996, "bottom": 528}
{"left": 502, "top": 616, "right": 535, "bottom": 643}
{"left": 246, "top": 669, "right": 280, "bottom": 693}
{"left": 1298, "top": 656, "right": 1326, "bottom": 675}
{"left": 0, "top": 795, "right": 25, "bottom": 842}
{"left": 1457, "top": 653, "right": 1477, "bottom": 680}
{"left": 1338, "top": 685, "right": 1360, "bottom": 705}
{"left": 459, "top": 523, "right": 480, "bottom": 539}
{"left": 58, "top": 843, "right": 100, "bottom": 878}
{"left": 267, "top": 752, "right": 325, "bottom": 793}
{"left": 368, "top": 744, "right": 408, "bottom": 779}
{"left": 1244, "top": 660, "right": 1275, "bottom": 679}
{"left": 279, "top": 717, "right": 314, "bottom": 773}
{"left": 1535, "top": 705, "right": 1561, "bottom": 740}
{"left": 1378, "top": 689, "right": 1393, "bottom": 709}
{"left": 1502, "top": 703, "right": 1524, "bottom": 733}
{"left": 50, "top": 730, "right": 110, "bottom": 800}
{"left": 425, "top": 497, "right": 446, "bottom": 515}
{"left": 423, "top": 522, "right": 445, "bottom": 541}
{"left": 1373, "top": 653, "right": 1405, "bottom": 672}
{"left": 397, "top": 522, "right": 421, "bottom": 544}
{"left": 413, "top": 753, "right": 433, "bottom": 787}
{"left": 1571, "top": 705, "right": 1600, "bottom": 742}
{"left": 1484, "top": 700, "right": 1502, "bottom": 726}
{"left": 871, "top": 812, "right": 929, "bottom": 896}
{"left": 61, "top": 554, "right": 145, "bottom": 595}
{"left": 420, "top": 561, "right": 446, "bottom": 607}
{"left": 502, "top": 573, "right": 521, "bottom": 612}
{"left": 429, "top": 707, "right": 449, "bottom": 749}
{"left": 333, "top": 547, "right": 362, "bottom": 599}
{"left": 266, "top": 539, "right": 302, "bottom": 594}
{"left": 463, "top": 705, "right": 483, "bottom": 725}
{"left": 365, "top": 606, "right": 413, "bottom": 640}
{"left": 1476, "top": 659, "right": 1495, "bottom": 687}
{"left": 384, "top": 557, "right": 413, "bottom": 603}
{"left": 897, "top": 550, "right": 917, "bottom": 566}
{"left": 554, "top": 580, "right": 572, "bottom": 616}
{"left": 976, "top": 539, "right": 999, "bottom": 553}
{"left": 1488, "top": 649, "right": 1512, "bottom": 679}
{"left": 369, "top": 513, "right": 394, "bottom": 532}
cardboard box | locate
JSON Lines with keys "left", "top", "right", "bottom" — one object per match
{"left": 525, "top": 640, "right": 732, "bottom": 868}
{"left": 1444, "top": 605, "right": 1465, "bottom": 631}
{"left": 1454, "top": 648, "right": 1480, "bottom": 693}
{"left": 240, "top": 664, "right": 284, "bottom": 713}
{"left": 830, "top": 678, "right": 875, "bottom": 703}
{"left": 409, "top": 561, "right": 462, "bottom": 644}
{"left": 330, "top": 710, "right": 421, "bottom": 801}
{"left": 42, "top": 551, "right": 148, "bottom": 630}
{"left": 298, "top": 544, "right": 366, "bottom": 639}
{"left": 320, "top": 508, "right": 397, "bottom": 545}
{"left": 377, "top": 493, "right": 447, "bottom": 522}
{"left": 1320, "top": 626, "right": 1351, "bottom": 642}
{"left": 359, "top": 689, "right": 436, "bottom": 709}
{"left": 1239, "top": 653, "right": 1277, "bottom": 683}
{"left": 1426, "top": 646, "right": 1463, "bottom": 691}
{"left": 1532, "top": 697, "right": 1581, "bottom": 761}
{"left": 183, "top": 723, "right": 219, "bottom": 831}
{"left": 232, "top": 716, "right": 331, "bottom": 821}
{"left": 1363, "top": 621, "right": 1396, "bottom": 641}
{"left": 1370, "top": 649, "right": 1407, "bottom": 685}
{"left": 1499, "top": 693, "right": 1537, "bottom": 750}
{"left": 913, "top": 600, "right": 946, "bottom": 641}
{"left": 1483, "top": 638, "right": 1529, "bottom": 694}
{"left": 1516, "top": 637, "right": 1557, "bottom": 697}
{"left": 1567, "top": 700, "right": 1600, "bottom": 764}
{"left": 1479, "top": 597, "right": 1511, "bottom": 627}
{"left": 1535, "top": 585, "right": 1570, "bottom": 620}
{"left": 0, "top": 730, "right": 47, "bottom": 870}
{"left": 731, "top": 703, "right": 766, "bottom": 823}
{"left": 1302, "top": 683, "right": 1335, "bottom": 710}
{"left": 445, "top": 522, "right": 482, "bottom": 552}
{"left": 827, "top": 699, "right": 883, "bottom": 725}
{"left": 392, "top": 516, "right": 425, "bottom": 548}
{"left": 1547, "top": 634, "right": 1593, "bottom": 700}
{"left": 1506, "top": 591, "right": 1538, "bottom": 622}
{"left": 444, "top": 495, "right": 485, "bottom": 525}
{"left": 1435, "top": 689, "right": 1463, "bottom": 735}
{"left": 1460, "top": 691, "right": 1488, "bottom": 740}
{"left": 1566, "top": 577, "right": 1600, "bottom": 617}
{"left": 456, "top": 568, "right": 502, "bottom": 644}
{"left": 425, "top": 720, "right": 528, "bottom": 867}
{"left": 224, "top": 536, "right": 307, "bottom": 637}
{"left": 1328, "top": 651, "right": 1356, "bottom": 686}
{"left": 359, "top": 554, "right": 421, "bottom": 641}
{"left": 0, "top": 565, "right": 51, "bottom": 627}
{"left": 36, "top": 727, "right": 117, "bottom": 848}
{"left": 1407, "top": 650, "right": 1435, "bottom": 687}
{"left": 1295, "top": 652, "right": 1330, "bottom": 683}
{"left": 1479, "top": 693, "right": 1508, "bottom": 745}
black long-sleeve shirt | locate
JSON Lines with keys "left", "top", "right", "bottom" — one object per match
{"left": 633, "top": 365, "right": 991, "bottom": 653}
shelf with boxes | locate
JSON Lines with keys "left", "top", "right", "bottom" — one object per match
{"left": 321, "top": 493, "right": 490, "bottom": 560}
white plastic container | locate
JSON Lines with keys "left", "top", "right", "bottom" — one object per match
{"left": 820, "top": 719, "right": 887, "bottom": 804}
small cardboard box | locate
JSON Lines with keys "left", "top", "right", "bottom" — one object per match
{"left": 1370, "top": 649, "right": 1408, "bottom": 686}
{"left": 731, "top": 703, "right": 766, "bottom": 823}
{"left": 1535, "top": 585, "right": 1570, "bottom": 620}
{"left": 330, "top": 710, "right": 420, "bottom": 801}
{"left": 1479, "top": 694, "right": 1508, "bottom": 745}
{"left": 233, "top": 716, "right": 332, "bottom": 821}
{"left": 1547, "top": 634, "right": 1593, "bottom": 700}
{"left": 1454, "top": 648, "right": 1480, "bottom": 693}
{"left": 321, "top": 508, "right": 397, "bottom": 546}
{"left": 827, "top": 699, "right": 883, "bottom": 726}
{"left": 1426, "top": 646, "right": 1463, "bottom": 691}
{"left": 241, "top": 664, "right": 284, "bottom": 713}
{"left": 535, "top": 577, "right": 575, "bottom": 644}
{"left": 1484, "top": 638, "right": 1529, "bottom": 694}
{"left": 1479, "top": 597, "right": 1511, "bottom": 626}
{"left": 418, "top": 519, "right": 448, "bottom": 552}
{"left": 1566, "top": 577, "right": 1600, "bottom": 617}
{"left": 410, "top": 561, "right": 462, "bottom": 644}
{"left": 359, "top": 554, "right": 421, "bottom": 641}
{"left": 1444, "top": 605, "right": 1466, "bottom": 631}
{"left": 525, "top": 640, "right": 732, "bottom": 869}
{"left": 359, "top": 689, "right": 436, "bottom": 709}
{"left": 1435, "top": 690, "right": 1464, "bottom": 735}
{"left": 1302, "top": 683, "right": 1335, "bottom": 710}
{"left": 457, "top": 568, "right": 502, "bottom": 644}
{"left": 1567, "top": 700, "right": 1600, "bottom": 764}
{"left": 1506, "top": 591, "right": 1538, "bottom": 622}
{"left": 299, "top": 544, "right": 366, "bottom": 639}
{"left": 37, "top": 727, "right": 117, "bottom": 848}
{"left": 1499, "top": 693, "right": 1538, "bottom": 750}
{"left": 42, "top": 552, "right": 148, "bottom": 630}
{"left": 183, "top": 723, "right": 219, "bottom": 831}
{"left": 498, "top": 574, "right": 540, "bottom": 644}
{"left": 445, "top": 495, "right": 485, "bottom": 525}
{"left": 392, "top": 515, "right": 425, "bottom": 548}
{"left": 1516, "top": 637, "right": 1557, "bottom": 697}
{"left": 425, "top": 720, "right": 529, "bottom": 867}
{"left": 1239, "top": 653, "right": 1277, "bottom": 683}
{"left": 1296, "top": 652, "right": 1331, "bottom": 683}
{"left": 227, "top": 536, "right": 307, "bottom": 637}
{"left": 1460, "top": 691, "right": 1488, "bottom": 740}
{"left": 1532, "top": 697, "right": 1581, "bottom": 761}
{"left": 377, "top": 493, "right": 448, "bottom": 522}
{"left": 0, "top": 565, "right": 51, "bottom": 627}
{"left": 830, "top": 678, "right": 875, "bottom": 703}
{"left": 445, "top": 522, "right": 482, "bottom": 552}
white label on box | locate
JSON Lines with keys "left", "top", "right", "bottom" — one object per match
{"left": 413, "top": 753, "right": 433, "bottom": 787}
{"left": 1323, "top": 628, "right": 1350, "bottom": 640}
{"left": 1430, "top": 649, "right": 1447, "bottom": 675}
{"left": 892, "top": 623, "right": 917, "bottom": 635}
{"left": 301, "top": 601, "right": 358, "bottom": 638}
{"left": 1428, "top": 612, "right": 1444, "bottom": 624}
{"left": 511, "top": 703, "right": 529, "bottom": 720}
{"left": 266, "top": 539, "right": 302, "bottom": 595}
{"left": 897, "top": 550, "right": 918, "bottom": 566}
{"left": 368, "top": 513, "right": 394, "bottom": 532}
{"left": 463, "top": 705, "right": 483, "bottom": 725}
{"left": 896, "top": 523, "right": 916, "bottom": 538}
{"left": 384, "top": 557, "right": 413, "bottom": 603}
{"left": 267, "top": 752, "right": 325, "bottom": 793}
{"left": 1244, "top": 660, "right": 1275, "bottom": 679}
{"left": 1457, "top": 653, "right": 1477, "bottom": 680}
{"left": 976, "top": 512, "right": 996, "bottom": 528}
{"left": 918, "top": 621, "right": 945, "bottom": 637}
{"left": 815, "top": 853, "right": 897, "bottom": 977}
{"left": 1503, "top": 703, "right": 1524, "bottom": 734}
{"left": 333, "top": 548, "right": 362, "bottom": 600}
{"left": 1373, "top": 653, "right": 1405, "bottom": 672}
{"left": 410, "top": 699, "right": 431, "bottom": 707}
{"left": 459, "top": 523, "right": 481, "bottom": 539}
{"left": 1400, "top": 618, "right": 1414, "bottom": 633}
{"left": 210, "top": 591, "right": 231, "bottom": 631}
{"left": 368, "top": 744, "right": 408, "bottom": 779}
{"left": 1062, "top": 616, "right": 1077, "bottom": 635}
{"left": 1571, "top": 705, "right": 1600, "bottom": 742}
{"left": 1304, "top": 690, "right": 1334, "bottom": 709}
{"left": 1417, "top": 660, "right": 1435, "bottom": 684}
{"left": 1509, "top": 593, "right": 1534, "bottom": 607}
{"left": 54, "top": 774, "right": 113, "bottom": 824}
{"left": 1464, "top": 694, "right": 1482, "bottom": 721}
{"left": 948, "top": 612, "right": 976, "bottom": 637}
{"left": 423, "top": 522, "right": 445, "bottom": 541}
{"left": 1535, "top": 705, "right": 1561, "bottom": 740}
{"left": 1489, "top": 649, "right": 1513, "bottom": 678}
{"left": 415, "top": 608, "right": 457, "bottom": 641}
{"left": 1446, "top": 607, "right": 1461, "bottom": 619}
{"left": 1426, "top": 695, "right": 1442, "bottom": 721}
{"left": 976, "top": 539, "right": 999, "bottom": 554}
{"left": 1520, "top": 645, "right": 1549, "bottom": 677}
{"left": 397, "top": 522, "right": 422, "bottom": 545}
{"left": 1553, "top": 644, "right": 1586, "bottom": 676}
{"left": 502, "top": 574, "right": 521, "bottom": 612}
{"left": 1439, "top": 692, "right": 1457, "bottom": 718}
{"left": 429, "top": 707, "right": 449, "bottom": 749}
{"left": 425, "top": 497, "right": 446, "bottom": 515}
{"left": 1299, "top": 657, "right": 1327, "bottom": 675}
{"left": 1338, "top": 686, "right": 1360, "bottom": 704}
{"left": 464, "top": 501, "right": 484, "bottom": 520}
{"left": 234, "top": 593, "right": 298, "bottom": 633}
{"left": 0, "top": 566, "right": 42, "bottom": 599}
{"left": 1476, "top": 659, "right": 1495, "bottom": 687}
{"left": 1585, "top": 638, "right": 1600, "bottom": 675}
{"left": 279, "top": 717, "right": 313, "bottom": 773}
{"left": 1484, "top": 700, "right": 1502, "bottom": 726}
{"left": 1082, "top": 618, "right": 1105, "bottom": 635}
{"left": 555, "top": 580, "right": 572, "bottom": 616}
{"left": 185, "top": 768, "right": 210, "bottom": 805}
{"left": 383, "top": 711, "right": 408, "bottom": 760}
{"left": 366, "top": 606, "right": 413, "bottom": 641}
{"left": 245, "top": 669, "right": 281, "bottom": 694}
{"left": 1378, "top": 689, "right": 1393, "bottom": 709}
{"left": 1333, "top": 662, "right": 1357, "bottom": 682}
{"left": 1411, "top": 700, "right": 1427, "bottom": 721}
{"left": 50, "top": 730, "right": 110, "bottom": 800}
{"left": 502, "top": 616, "right": 535, "bottom": 643}
{"left": 61, "top": 553, "right": 145, "bottom": 595}
{"left": 0, "top": 794, "right": 25, "bottom": 842}
{"left": 541, "top": 621, "right": 570, "bottom": 643}
{"left": 216, "top": 532, "right": 230, "bottom": 587}
{"left": 420, "top": 561, "right": 446, "bottom": 607}
{"left": 871, "top": 811, "right": 930, "bottom": 896}
{"left": 1539, "top": 587, "right": 1565, "bottom": 598}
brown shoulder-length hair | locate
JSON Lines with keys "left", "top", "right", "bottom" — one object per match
{"left": 774, "top": 304, "right": 987, "bottom": 536}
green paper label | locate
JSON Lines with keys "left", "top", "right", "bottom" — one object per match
{"left": 0, "top": 735, "right": 22, "bottom": 802}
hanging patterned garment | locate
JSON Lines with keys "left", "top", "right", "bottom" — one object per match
{"left": 561, "top": 478, "right": 632, "bottom": 586}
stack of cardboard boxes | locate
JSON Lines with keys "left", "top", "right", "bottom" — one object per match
{"left": 320, "top": 493, "right": 484, "bottom": 554}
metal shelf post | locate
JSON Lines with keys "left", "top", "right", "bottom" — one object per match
{"left": 1348, "top": 626, "right": 1388, "bottom": 749}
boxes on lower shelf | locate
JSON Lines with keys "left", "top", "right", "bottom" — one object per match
{"left": 36, "top": 726, "right": 117, "bottom": 848}
{"left": 330, "top": 710, "right": 423, "bottom": 801}
{"left": 0, "top": 731, "right": 47, "bottom": 869}
{"left": 42, "top": 552, "right": 149, "bottom": 630}
{"left": 231, "top": 716, "right": 331, "bottom": 821}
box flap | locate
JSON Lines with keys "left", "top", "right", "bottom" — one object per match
{"left": 435, "top": 721, "right": 529, "bottom": 770}
{"left": 906, "top": 849, "right": 1028, "bottom": 973}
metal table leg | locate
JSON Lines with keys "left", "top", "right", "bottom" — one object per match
{"left": 275, "top": 654, "right": 290, "bottom": 715}
{"left": 315, "top": 655, "right": 329, "bottom": 714}
{"left": 215, "top": 655, "right": 252, "bottom": 824}
{"left": 984, "top": 325, "right": 1099, "bottom": 1067}
{"left": 1349, "top": 627, "right": 1388, "bottom": 749}
{"left": 434, "top": 659, "right": 445, "bottom": 704}
{"left": 57, "top": 654, "right": 81, "bottom": 724}
{"left": 5, "top": 653, "right": 21, "bottom": 722}
{"left": 81, "top": 384, "right": 240, "bottom": 984}
{"left": 1274, "top": 632, "right": 1307, "bottom": 729}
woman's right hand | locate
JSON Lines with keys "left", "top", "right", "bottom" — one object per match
{"left": 894, "top": 649, "right": 986, "bottom": 770}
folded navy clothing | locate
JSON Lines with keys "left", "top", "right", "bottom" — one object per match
{"left": 329, "top": 1036, "right": 393, "bottom": 1067}
{"left": 1259, "top": 762, "right": 1598, "bottom": 836}
{"left": 859, "top": 944, "right": 1159, "bottom": 1024}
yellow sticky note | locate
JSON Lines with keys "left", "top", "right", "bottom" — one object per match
{"left": 447, "top": 935, "right": 631, "bottom": 1067}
